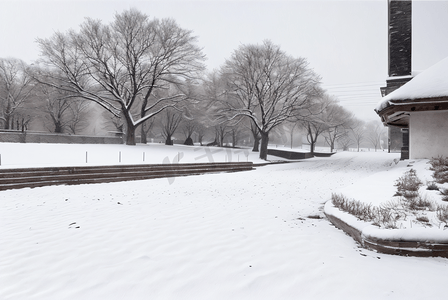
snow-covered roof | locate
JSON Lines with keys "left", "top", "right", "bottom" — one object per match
{"left": 376, "top": 56, "right": 448, "bottom": 112}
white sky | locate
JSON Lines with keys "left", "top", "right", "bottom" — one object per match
{"left": 1, "top": 0, "right": 448, "bottom": 121}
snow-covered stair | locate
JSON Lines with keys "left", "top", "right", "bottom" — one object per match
{"left": 0, "top": 162, "right": 254, "bottom": 191}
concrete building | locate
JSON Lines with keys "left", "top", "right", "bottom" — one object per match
{"left": 377, "top": 0, "right": 448, "bottom": 159}
{"left": 376, "top": 57, "right": 448, "bottom": 159}
{"left": 379, "top": 0, "right": 413, "bottom": 158}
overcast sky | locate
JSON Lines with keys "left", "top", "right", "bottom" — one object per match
{"left": 1, "top": 0, "right": 448, "bottom": 121}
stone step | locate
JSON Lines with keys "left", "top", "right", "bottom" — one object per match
{"left": 0, "top": 162, "right": 254, "bottom": 191}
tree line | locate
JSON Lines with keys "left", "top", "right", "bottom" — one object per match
{"left": 0, "top": 8, "right": 386, "bottom": 160}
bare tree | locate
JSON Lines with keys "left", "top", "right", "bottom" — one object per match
{"left": 195, "top": 124, "right": 207, "bottom": 146}
{"left": 36, "top": 9, "right": 205, "bottom": 145}
{"left": 66, "top": 100, "right": 90, "bottom": 134}
{"left": 181, "top": 120, "right": 197, "bottom": 145}
{"left": 34, "top": 76, "right": 90, "bottom": 134}
{"left": 337, "top": 134, "right": 352, "bottom": 151}
{"left": 366, "top": 120, "right": 386, "bottom": 151}
{"left": 351, "top": 119, "right": 366, "bottom": 152}
{"left": 298, "top": 94, "right": 335, "bottom": 154}
{"left": 139, "top": 118, "right": 155, "bottom": 144}
{"left": 102, "top": 110, "right": 124, "bottom": 135}
{"left": 201, "top": 70, "right": 228, "bottom": 147}
{"left": 0, "top": 58, "right": 34, "bottom": 129}
{"left": 219, "top": 40, "right": 321, "bottom": 160}
{"left": 213, "top": 124, "right": 229, "bottom": 147}
{"left": 161, "top": 110, "right": 182, "bottom": 145}
{"left": 229, "top": 123, "right": 246, "bottom": 148}
{"left": 322, "top": 99, "right": 355, "bottom": 152}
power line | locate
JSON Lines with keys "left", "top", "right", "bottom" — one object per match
{"left": 322, "top": 81, "right": 384, "bottom": 98}
{"left": 322, "top": 81, "right": 385, "bottom": 88}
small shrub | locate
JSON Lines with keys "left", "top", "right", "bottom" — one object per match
{"left": 373, "top": 208, "right": 398, "bottom": 229}
{"left": 436, "top": 205, "right": 448, "bottom": 224}
{"left": 331, "top": 193, "right": 376, "bottom": 222}
{"left": 416, "top": 216, "right": 429, "bottom": 223}
{"left": 440, "top": 189, "right": 448, "bottom": 196}
{"left": 405, "top": 193, "right": 436, "bottom": 211}
{"left": 426, "top": 181, "right": 439, "bottom": 191}
{"left": 331, "top": 194, "right": 396, "bottom": 228}
{"left": 439, "top": 189, "right": 448, "bottom": 202}
{"left": 381, "top": 199, "right": 402, "bottom": 211}
{"left": 429, "top": 157, "right": 448, "bottom": 184}
{"left": 394, "top": 169, "right": 422, "bottom": 199}
{"left": 402, "top": 190, "right": 419, "bottom": 200}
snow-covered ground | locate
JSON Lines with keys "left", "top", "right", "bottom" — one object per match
{"left": 326, "top": 156, "right": 448, "bottom": 242}
{"left": 1, "top": 143, "right": 448, "bottom": 300}
{"left": 0, "top": 143, "right": 265, "bottom": 168}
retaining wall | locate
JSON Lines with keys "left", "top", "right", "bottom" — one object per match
{"left": 325, "top": 203, "right": 448, "bottom": 258}
{"left": 267, "top": 149, "right": 313, "bottom": 159}
{"left": 0, "top": 130, "right": 123, "bottom": 144}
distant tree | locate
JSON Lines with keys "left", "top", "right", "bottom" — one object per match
{"left": 322, "top": 99, "right": 355, "bottom": 152}
{"left": 201, "top": 70, "right": 228, "bottom": 147}
{"left": 181, "top": 119, "right": 197, "bottom": 145}
{"left": 161, "top": 110, "right": 182, "bottom": 145}
{"left": 284, "top": 122, "right": 298, "bottom": 149}
{"left": 34, "top": 76, "right": 90, "bottom": 134}
{"left": 214, "top": 123, "right": 229, "bottom": 147}
{"left": 351, "top": 119, "right": 366, "bottom": 152}
{"left": 298, "top": 94, "right": 334, "bottom": 154}
{"left": 218, "top": 40, "right": 321, "bottom": 160}
{"left": 102, "top": 110, "right": 124, "bottom": 135}
{"left": 366, "top": 120, "right": 386, "bottom": 151}
{"left": 195, "top": 124, "right": 207, "bottom": 146}
{"left": 337, "top": 134, "right": 352, "bottom": 151}
{"left": 139, "top": 118, "right": 155, "bottom": 144}
{"left": 229, "top": 123, "right": 246, "bottom": 148}
{"left": 0, "top": 58, "right": 34, "bottom": 130}
{"left": 36, "top": 9, "right": 205, "bottom": 145}
{"left": 65, "top": 100, "right": 90, "bottom": 134}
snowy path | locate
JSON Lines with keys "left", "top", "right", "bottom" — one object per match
{"left": 1, "top": 151, "right": 447, "bottom": 299}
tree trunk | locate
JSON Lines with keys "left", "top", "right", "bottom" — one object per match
{"left": 232, "top": 131, "right": 238, "bottom": 148}
{"left": 55, "top": 121, "right": 63, "bottom": 133}
{"left": 259, "top": 131, "right": 269, "bottom": 160}
{"left": 252, "top": 136, "right": 260, "bottom": 152}
{"left": 310, "top": 142, "right": 315, "bottom": 154}
{"left": 184, "top": 136, "right": 194, "bottom": 146}
{"left": 125, "top": 121, "right": 136, "bottom": 145}
{"left": 4, "top": 116, "right": 10, "bottom": 130}
{"left": 165, "top": 135, "right": 173, "bottom": 145}
{"left": 140, "top": 124, "right": 147, "bottom": 144}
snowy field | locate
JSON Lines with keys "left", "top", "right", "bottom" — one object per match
{"left": 1, "top": 143, "right": 448, "bottom": 300}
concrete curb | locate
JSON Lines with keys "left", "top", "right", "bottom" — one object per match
{"left": 325, "top": 203, "right": 448, "bottom": 258}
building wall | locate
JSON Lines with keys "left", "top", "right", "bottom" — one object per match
{"left": 410, "top": 110, "right": 448, "bottom": 159}
{"left": 388, "top": 125, "right": 403, "bottom": 152}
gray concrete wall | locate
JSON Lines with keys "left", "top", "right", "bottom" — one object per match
{"left": 0, "top": 131, "right": 123, "bottom": 145}
{"left": 410, "top": 110, "right": 448, "bottom": 159}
